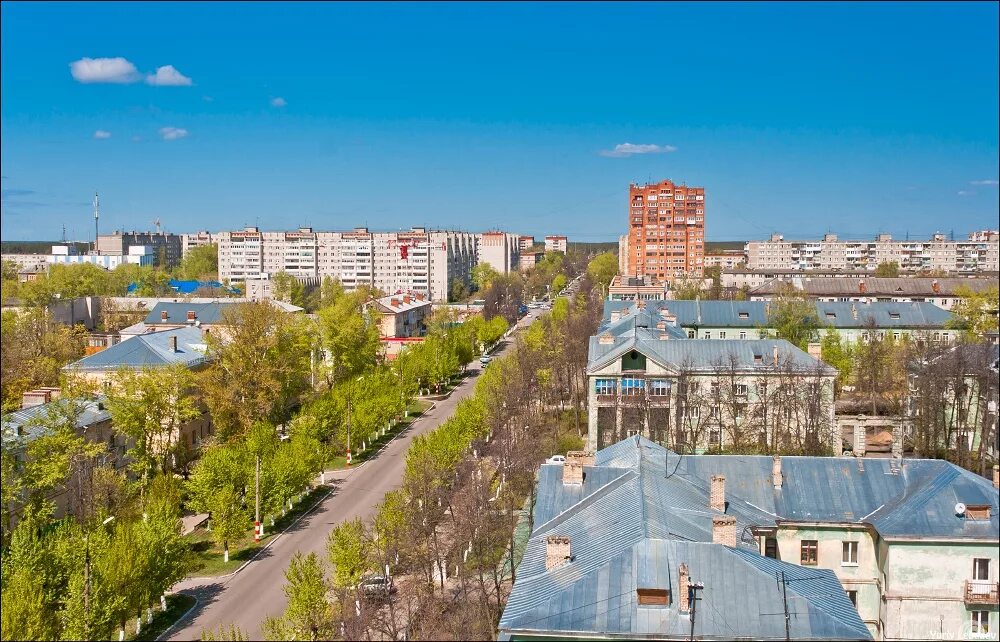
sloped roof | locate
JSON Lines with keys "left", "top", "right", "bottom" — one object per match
{"left": 751, "top": 277, "right": 998, "bottom": 298}
{"left": 502, "top": 436, "right": 871, "bottom": 639}
{"left": 587, "top": 333, "right": 835, "bottom": 376}
{"left": 1, "top": 397, "right": 110, "bottom": 449}
{"left": 144, "top": 301, "right": 241, "bottom": 325}
{"left": 66, "top": 326, "right": 209, "bottom": 371}
{"left": 602, "top": 300, "right": 954, "bottom": 330}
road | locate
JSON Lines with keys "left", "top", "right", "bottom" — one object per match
{"left": 165, "top": 309, "right": 543, "bottom": 640}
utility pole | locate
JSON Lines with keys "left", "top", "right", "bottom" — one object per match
{"left": 93, "top": 192, "right": 100, "bottom": 254}
{"left": 780, "top": 571, "right": 791, "bottom": 642}
{"left": 688, "top": 581, "right": 703, "bottom": 642}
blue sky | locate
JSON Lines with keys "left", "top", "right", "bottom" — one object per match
{"left": 2, "top": 1, "right": 997, "bottom": 242}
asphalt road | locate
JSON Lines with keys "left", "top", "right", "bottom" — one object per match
{"left": 165, "top": 309, "right": 543, "bottom": 641}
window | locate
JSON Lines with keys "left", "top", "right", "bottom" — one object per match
{"left": 595, "top": 379, "right": 616, "bottom": 396}
{"left": 650, "top": 380, "right": 670, "bottom": 397}
{"left": 738, "top": 311, "right": 750, "bottom": 319}
{"left": 971, "top": 611, "right": 990, "bottom": 635}
{"left": 719, "top": 331, "right": 727, "bottom": 339}
{"left": 973, "top": 558, "right": 991, "bottom": 581}
{"left": 735, "top": 384, "right": 749, "bottom": 397}
{"left": 704, "top": 331, "right": 711, "bottom": 339}
{"left": 764, "top": 537, "right": 778, "bottom": 559}
{"left": 709, "top": 430, "right": 721, "bottom": 445}
{"left": 842, "top": 541, "right": 859, "bottom": 565}
{"left": 621, "top": 377, "right": 644, "bottom": 396}
{"left": 688, "top": 330, "right": 696, "bottom": 339}
{"left": 847, "top": 590, "right": 858, "bottom": 607}
{"left": 636, "top": 588, "right": 670, "bottom": 606}
{"left": 739, "top": 331, "right": 747, "bottom": 339}
{"left": 801, "top": 540, "right": 818, "bottom": 565}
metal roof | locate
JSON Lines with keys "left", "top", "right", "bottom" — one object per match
{"left": 751, "top": 277, "right": 999, "bottom": 298}
{"left": 1, "top": 397, "right": 110, "bottom": 449}
{"left": 66, "top": 326, "right": 210, "bottom": 371}
{"left": 602, "top": 300, "right": 954, "bottom": 330}
{"left": 503, "top": 436, "right": 871, "bottom": 639}
{"left": 587, "top": 334, "right": 836, "bottom": 376}
{"left": 144, "top": 301, "right": 241, "bottom": 325}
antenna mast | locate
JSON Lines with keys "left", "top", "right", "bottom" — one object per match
{"left": 93, "top": 192, "right": 100, "bottom": 254}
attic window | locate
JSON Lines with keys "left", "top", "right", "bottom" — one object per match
{"left": 825, "top": 312, "right": 836, "bottom": 319}
{"left": 889, "top": 312, "right": 900, "bottom": 320}
{"left": 738, "top": 311, "right": 749, "bottom": 319}
{"left": 637, "top": 588, "right": 670, "bottom": 606}
{"left": 966, "top": 505, "right": 991, "bottom": 520}
{"left": 753, "top": 354, "right": 763, "bottom": 364}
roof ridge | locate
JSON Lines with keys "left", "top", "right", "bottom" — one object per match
{"left": 532, "top": 469, "right": 637, "bottom": 534}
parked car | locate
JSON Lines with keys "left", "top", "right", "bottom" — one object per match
{"left": 480, "top": 355, "right": 492, "bottom": 367}
{"left": 359, "top": 575, "right": 395, "bottom": 601}
{"left": 546, "top": 454, "right": 566, "bottom": 465}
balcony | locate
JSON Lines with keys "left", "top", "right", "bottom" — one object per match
{"left": 965, "top": 580, "right": 999, "bottom": 605}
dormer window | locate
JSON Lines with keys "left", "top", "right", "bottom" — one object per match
{"left": 826, "top": 312, "right": 836, "bottom": 319}
{"left": 889, "top": 312, "right": 900, "bottom": 320}
{"left": 738, "top": 311, "right": 749, "bottom": 319}
{"left": 966, "top": 505, "right": 991, "bottom": 520}
{"left": 637, "top": 588, "right": 670, "bottom": 606}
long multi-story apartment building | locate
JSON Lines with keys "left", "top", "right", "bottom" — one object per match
{"left": 625, "top": 179, "right": 706, "bottom": 281}
{"left": 181, "top": 231, "right": 216, "bottom": 255}
{"left": 217, "top": 226, "right": 479, "bottom": 302}
{"left": 96, "top": 230, "right": 182, "bottom": 267}
{"left": 747, "top": 231, "right": 1000, "bottom": 273}
{"left": 477, "top": 230, "right": 520, "bottom": 274}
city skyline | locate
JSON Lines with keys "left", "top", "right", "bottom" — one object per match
{"left": 2, "top": 2, "right": 999, "bottom": 242}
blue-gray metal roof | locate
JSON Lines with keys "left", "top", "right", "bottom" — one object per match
{"left": 144, "top": 301, "right": 241, "bottom": 325}
{"left": 66, "top": 326, "right": 210, "bottom": 371}
{"left": 1, "top": 397, "right": 110, "bottom": 449}
{"left": 588, "top": 334, "right": 836, "bottom": 376}
{"left": 676, "top": 451, "right": 999, "bottom": 540}
{"left": 602, "top": 300, "right": 954, "bottom": 330}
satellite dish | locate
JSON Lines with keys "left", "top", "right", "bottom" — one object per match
{"left": 955, "top": 502, "right": 967, "bottom": 516}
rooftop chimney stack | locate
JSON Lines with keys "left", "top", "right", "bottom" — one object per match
{"left": 710, "top": 474, "right": 726, "bottom": 512}
{"left": 170, "top": 335, "right": 178, "bottom": 352}
{"left": 807, "top": 343, "right": 822, "bottom": 360}
{"left": 187, "top": 310, "right": 196, "bottom": 322}
{"left": 712, "top": 515, "right": 737, "bottom": 547}
{"left": 678, "top": 563, "right": 690, "bottom": 613}
{"left": 545, "top": 535, "right": 572, "bottom": 570}
{"left": 563, "top": 451, "right": 594, "bottom": 485}
{"left": 161, "top": 310, "right": 168, "bottom": 321}
{"left": 773, "top": 456, "right": 783, "bottom": 488}
{"left": 773, "top": 345, "right": 779, "bottom": 365}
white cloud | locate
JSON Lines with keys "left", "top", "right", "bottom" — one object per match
{"left": 270, "top": 96, "right": 287, "bottom": 107}
{"left": 599, "top": 143, "right": 678, "bottom": 158}
{"left": 146, "top": 65, "right": 193, "bottom": 86}
{"left": 158, "top": 127, "right": 189, "bottom": 141}
{"left": 70, "top": 57, "right": 141, "bottom": 83}
{"left": 957, "top": 190, "right": 975, "bottom": 196}
{"left": 93, "top": 130, "right": 112, "bottom": 139}
{"left": 131, "top": 136, "right": 143, "bottom": 143}
{"left": 969, "top": 179, "right": 999, "bottom": 186}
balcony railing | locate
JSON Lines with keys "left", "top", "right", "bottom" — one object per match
{"left": 965, "top": 580, "right": 999, "bottom": 605}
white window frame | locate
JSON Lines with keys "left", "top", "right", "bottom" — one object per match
{"left": 970, "top": 611, "right": 990, "bottom": 635}
{"left": 842, "top": 541, "right": 859, "bottom": 566}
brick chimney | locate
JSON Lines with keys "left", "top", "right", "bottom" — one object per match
{"left": 773, "top": 345, "right": 780, "bottom": 365}
{"left": 545, "top": 535, "right": 572, "bottom": 570}
{"left": 712, "top": 515, "right": 737, "bottom": 547}
{"left": 187, "top": 310, "right": 196, "bottom": 321}
{"left": 598, "top": 332, "right": 614, "bottom": 345}
{"left": 403, "top": 295, "right": 411, "bottom": 304}
{"left": 161, "top": 310, "right": 169, "bottom": 321}
{"left": 390, "top": 298, "right": 400, "bottom": 307}
{"left": 416, "top": 293, "right": 425, "bottom": 301}
{"left": 170, "top": 335, "right": 178, "bottom": 352}
{"left": 710, "top": 474, "right": 726, "bottom": 512}
{"left": 858, "top": 280, "right": 866, "bottom": 294}
{"left": 931, "top": 279, "right": 941, "bottom": 294}
{"left": 807, "top": 342, "right": 822, "bottom": 360}
{"left": 993, "top": 464, "right": 999, "bottom": 490}
{"left": 678, "top": 563, "right": 690, "bottom": 613}
{"left": 611, "top": 311, "right": 621, "bottom": 322}
{"left": 772, "top": 455, "right": 783, "bottom": 488}
{"left": 563, "top": 451, "right": 594, "bottom": 485}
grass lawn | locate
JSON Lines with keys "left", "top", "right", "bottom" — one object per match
{"left": 125, "top": 593, "right": 196, "bottom": 641}
{"left": 183, "top": 483, "right": 332, "bottom": 578}
{"left": 327, "top": 399, "right": 433, "bottom": 470}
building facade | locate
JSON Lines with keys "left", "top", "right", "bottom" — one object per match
{"left": 217, "top": 226, "right": 479, "bottom": 302}
{"left": 96, "top": 231, "right": 182, "bottom": 267}
{"left": 181, "top": 231, "right": 216, "bottom": 256}
{"left": 544, "top": 235, "right": 567, "bottom": 253}
{"left": 477, "top": 230, "right": 520, "bottom": 275}
{"left": 625, "top": 179, "right": 706, "bottom": 281}
{"left": 49, "top": 244, "right": 155, "bottom": 269}
{"left": 749, "top": 276, "right": 999, "bottom": 311}
{"left": 747, "top": 231, "right": 1000, "bottom": 274}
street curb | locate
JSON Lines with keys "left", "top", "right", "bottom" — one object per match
{"left": 154, "top": 594, "right": 200, "bottom": 642}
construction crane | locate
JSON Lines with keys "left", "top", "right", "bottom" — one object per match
{"left": 153, "top": 217, "right": 162, "bottom": 234}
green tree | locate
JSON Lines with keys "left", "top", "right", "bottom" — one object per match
{"left": 103, "top": 364, "right": 200, "bottom": 487}
{"left": 262, "top": 552, "right": 332, "bottom": 641}
{"left": 669, "top": 275, "right": 708, "bottom": 300}
{"left": 315, "top": 292, "right": 381, "bottom": 388}
{"left": 202, "top": 624, "right": 249, "bottom": 641}
{"left": 763, "top": 286, "right": 822, "bottom": 349}
{"left": 326, "top": 517, "right": 371, "bottom": 589}
{"left": 206, "top": 484, "right": 248, "bottom": 564}
{"left": 819, "top": 329, "right": 853, "bottom": 391}
{"left": 471, "top": 263, "right": 500, "bottom": 291}
{"left": 948, "top": 285, "right": 1000, "bottom": 340}
{"left": 586, "top": 252, "right": 618, "bottom": 288}
{"left": 270, "top": 272, "right": 307, "bottom": 308}
{"left": 1, "top": 308, "right": 86, "bottom": 412}
{"left": 873, "top": 261, "right": 900, "bottom": 277}
{"left": 448, "top": 277, "right": 471, "bottom": 302}
{"left": 201, "top": 302, "right": 312, "bottom": 440}
{"left": 178, "top": 244, "right": 219, "bottom": 281}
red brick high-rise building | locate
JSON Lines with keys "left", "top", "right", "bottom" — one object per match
{"left": 625, "top": 179, "right": 705, "bottom": 280}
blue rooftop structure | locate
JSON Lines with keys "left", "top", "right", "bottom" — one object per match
{"left": 501, "top": 436, "right": 874, "bottom": 640}
{"left": 143, "top": 301, "right": 242, "bottom": 326}
{"left": 1, "top": 397, "right": 111, "bottom": 449}
{"left": 66, "top": 326, "right": 210, "bottom": 372}
{"left": 601, "top": 299, "right": 954, "bottom": 330}
{"left": 126, "top": 279, "right": 239, "bottom": 295}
